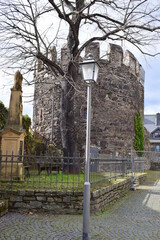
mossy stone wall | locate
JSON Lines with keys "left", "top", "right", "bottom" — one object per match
{"left": 0, "top": 174, "right": 147, "bottom": 214}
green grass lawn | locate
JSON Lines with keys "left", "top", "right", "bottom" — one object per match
{"left": 0, "top": 170, "right": 144, "bottom": 191}
{"left": 145, "top": 170, "right": 160, "bottom": 183}
{"left": 0, "top": 171, "right": 83, "bottom": 190}
{"left": 0, "top": 170, "right": 118, "bottom": 191}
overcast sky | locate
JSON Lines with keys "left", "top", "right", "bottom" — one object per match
{"left": 0, "top": 49, "right": 160, "bottom": 121}
{"left": 144, "top": 56, "right": 160, "bottom": 115}
{"left": 0, "top": 1, "right": 160, "bottom": 121}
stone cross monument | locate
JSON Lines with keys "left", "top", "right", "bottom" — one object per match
{"left": 1, "top": 71, "right": 25, "bottom": 180}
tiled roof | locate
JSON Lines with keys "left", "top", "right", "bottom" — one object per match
{"left": 144, "top": 114, "right": 157, "bottom": 134}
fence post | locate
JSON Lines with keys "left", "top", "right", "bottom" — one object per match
{"left": 10, "top": 152, "right": 14, "bottom": 187}
{"left": 0, "top": 152, "right": 1, "bottom": 179}
{"left": 122, "top": 159, "right": 126, "bottom": 177}
{"left": 131, "top": 148, "right": 134, "bottom": 189}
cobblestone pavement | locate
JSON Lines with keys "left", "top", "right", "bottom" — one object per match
{"left": 1, "top": 172, "right": 160, "bottom": 240}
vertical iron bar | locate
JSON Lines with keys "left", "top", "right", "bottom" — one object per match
{"left": 73, "top": 157, "right": 75, "bottom": 190}
{"left": 56, "top": 158, "right": 57, "bottom": 189}
{"left": 51, "top": 90, "right": 54, "bottom": 142}
{"left": 17, "top": 154, "right": 19, "bottom": 182}
{"left": 78, "top": 157, "right": 80, "bottom": 190}
{"left": 131, "top": 148, "right": 134, "bottom": 188}
{"left": 0, "top": 152, "right": 1, "bottom": 180}
{"left": 10, "top": 152, "right": 14, "bottom": 187}
{"left": 44, "top": 156, "right": 47, "bottom": 189}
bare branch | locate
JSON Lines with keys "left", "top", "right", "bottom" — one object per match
{"left": 0, "top": 0, "right": 160, "bottom": 81}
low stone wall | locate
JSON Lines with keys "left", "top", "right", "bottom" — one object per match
{"left": 0, "top": 190, "right": 83, "bottom": 214}
{"left": 91, "top": 179, "right": 131, "bottom": 212}
{"left": 0, "top": 174, "right": 147, "bottom": 214}
{"left": 91, "top": 174, "right": 146, "bottom": 212}
{"left": 138, "top": 174, "right": 147, "bottom": 184}
{"left": 0, "top": 199, "right": 8, "bottom": 217}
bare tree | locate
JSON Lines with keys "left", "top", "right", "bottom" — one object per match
{"left": 0, "top": 0, "right": 160, "bottom": 156}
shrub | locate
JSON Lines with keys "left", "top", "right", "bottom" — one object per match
{"left": 134, "top": 111, "right": 144, "bottom": 156}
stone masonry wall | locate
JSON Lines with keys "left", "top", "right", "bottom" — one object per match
{"left": 33, "top": 43, "right": 144, "bottom": 155}
{"left": 33, "top": 53, "right": 62, "bottom": 147}
{"left": 0, "top": 174, "right": 146, "bottom": 214}
{"left": 74, "top": 43, "right": 144, "bottom": 155}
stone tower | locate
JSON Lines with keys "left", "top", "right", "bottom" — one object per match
{"left": 33, "top": 43, "right": 144, "bottom": 156}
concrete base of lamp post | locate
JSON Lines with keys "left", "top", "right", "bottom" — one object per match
{"left": 83, "top": 181, "right": 90, "bottom": 240}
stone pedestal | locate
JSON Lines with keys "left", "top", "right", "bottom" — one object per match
{"left": 0, "top": 163, "right": 24, "bottom": 181}
{"left": 1, "top": 128, "right": 25, "bottom": 156}
{"left": 1, "top": 128, "right": 25, "bottom": 181}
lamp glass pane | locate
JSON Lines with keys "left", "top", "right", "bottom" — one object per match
{"left": 93, "top": 63, "right": 99, "bottom": 82}
{"left": 82, "top": 62, "right": 94, "bottom": 81}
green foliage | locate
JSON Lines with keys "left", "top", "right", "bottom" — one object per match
{"left": 22, "top": 114, "right": 33, "bottom": 154}
{"left": 0, "top": 101, "right": 8, "bottom": 130}
{"left": 47, "top": 144, "right": 61, "bottom": 157}
{"left": 134, "top": 111, "right": 144, "bottom": 156}
{"left": 31, "top": 140, "right": 62, "bottom": 157}
{"left": 32, "top": 138, "right": 47, "bottom": 155}
{"left": 23, "top": 129, "right": 61, "bottom": 156}
{"left": 22, "top": 114, "right": 31, "bottom": 133}
{"left": 0, "top": 103, "right": 61, "bottom": 156}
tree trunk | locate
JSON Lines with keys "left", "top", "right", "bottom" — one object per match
{"left": 60, "top": 62, "right": 81, "bottom": 173}
{"left": 60, "top": 78, "right": 75, "bottom": 158}
{"left": 60, "top": 2, "right": 83, "bottom": 172}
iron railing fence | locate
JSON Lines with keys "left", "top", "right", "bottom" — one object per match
{"left": 127, "top": 150, "right": 160, "bottom": 170}
{"left": 90, "top": 155, "right": 145, "bottom": 187}
{"left": 0, "top": 154, "right": 85, "bottom": 190}
{"left": 0, "top": 152, "right": 146, "bottom": 190}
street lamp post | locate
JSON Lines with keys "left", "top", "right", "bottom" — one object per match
{"left": 80, "top": 54, "right": 100, "bottom": 240}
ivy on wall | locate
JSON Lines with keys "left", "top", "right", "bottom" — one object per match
{"left": 134, "top": 111, "right": 144, "bottom": 156}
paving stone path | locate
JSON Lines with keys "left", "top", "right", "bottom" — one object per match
{"left": 1, "top": 171, "right": 160, "bottom": 240}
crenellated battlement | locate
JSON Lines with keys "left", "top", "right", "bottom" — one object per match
{"left": 34, "top": 42, "right": 145, "bottom": 86}
{"left": 107, "top": 43, "right": 123, "bottom": 67}
{"left": 85, "top": 42, "right": 145, "bottom": 85}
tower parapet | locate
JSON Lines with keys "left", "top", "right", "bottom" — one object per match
{"left": 34, "top": 46, "right": 58, "bottom": 77}
{"left": 48, "top": 46, "right": 57, "bottom": 61}
{"left": 83, "top": 42, "right": 144, "bottom": 86}
{"left": 107, "top": 44, "right": 123, "bottom": 67}
{"left": 85, "top": 42, "right": 100, "bottom": 60}
{"left": 61, "top": 44, "right": 70, "bottom": 69}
